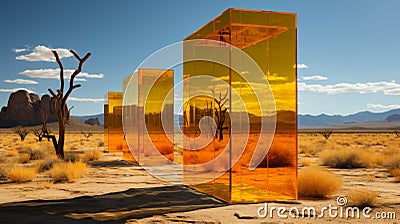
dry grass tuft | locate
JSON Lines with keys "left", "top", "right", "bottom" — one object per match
{"left": 18, "top": 153, "right": 31, "bottom": 164}
{"left": 64, "top": 152, "right": 81, "bottom": 162}
{"left": 7, "top": 167, "right": 37, "bottom": 183}
{"left": 6, "top": 149, "right": 19, "bottom": 156}
{"left": 384, "top": 154, "right": 400, "bottom": 171}
{"left": 35, "top": 159, "right": 59, "bottom": 173}
{"left": 320, "top": 148, "right": 373, "bottom": 169}
{"left": 298, "top": 167, "right": 342, "bottom": 198}
{"left": 82, "top": 150, "right": 102, "bottom": 162}
{"left": 391, "top": 169, "right": 400, "bottom": 182}
{"left": 347, "top": 189, "right": 377, "bottom": 208}
{"left": 49, "top": 161, "right": 88, "bottom": 183}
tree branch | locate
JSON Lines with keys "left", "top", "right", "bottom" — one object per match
{"left": 52, "top": 51, "right": 64, "bottom": 94}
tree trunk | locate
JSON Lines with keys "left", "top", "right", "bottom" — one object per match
{"left": 57, "top": 129, "right": 65, "bottom": 159}
{"left": 219, "top": 128, "right": 223, "bottom": 141}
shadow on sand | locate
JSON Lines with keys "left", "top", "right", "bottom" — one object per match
{"left": 0, "top": 185, "right": 226, "bottom": 224}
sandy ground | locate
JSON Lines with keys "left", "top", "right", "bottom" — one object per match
{"left": 0, "top": 152, "right": 399, "bottom": 223}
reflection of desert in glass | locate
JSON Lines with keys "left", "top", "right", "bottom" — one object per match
{"left": 123, "top": 68, "right": 174, "bottom": 165}
{"left": 183, "top": 8, "right": 297, "bottom": 202}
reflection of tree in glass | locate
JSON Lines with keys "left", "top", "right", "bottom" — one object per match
{"left": 213, "top": 89, "right": 229, "bottom": 141}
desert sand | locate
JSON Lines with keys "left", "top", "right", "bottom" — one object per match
{"left": 0, "top": 133, "right": 399, "bottom": 223}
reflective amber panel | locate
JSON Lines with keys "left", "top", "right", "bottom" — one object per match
{"left": 103, "top": 92, "right": 129, "bottom": 155}
{"left": 123, "top": 68, "right": 174, "bottom": 166}
{"left": 183, "top": 8, "right": 297, "bottom": 202}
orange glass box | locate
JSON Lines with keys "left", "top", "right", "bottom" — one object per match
{"left": 104, "top": 92, "right": 129, "bottom": 154}
{"left": 183, "top": 8, "right": 297, "bottom": 202}
{"left": 123, "top": 68, "right": 174, "bottom": 165}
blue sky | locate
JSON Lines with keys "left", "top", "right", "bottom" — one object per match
{"left": 0, "top": 0, "right": 399, "bottom": 116}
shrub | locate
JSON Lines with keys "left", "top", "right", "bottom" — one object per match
{"left": 320, "top": 148, "right": 372, "bottom": 169}
{"left": 65, "top": 162, "right": 88, "bottom": 182}
{"left": 298, "top": 167, "right": 342, "bottom": 198}
{"left": 18, "top": 153, "right": 31, "bottom": 164}
{"left": 347, "top": 189, "right": 377, "bottom": 208}
{"left": 6, "top": 149, "right": 19, "bottom": 156}
{"left": 36, "top": 159, "right": 59, "bottom": 173}
{"left": 49, "top": 161, "right": 88, "bottom": 183}
{"left": 8, "top": 167, "right": 37, "bottom": 183}
{"left": 384, "top": 154, "right": 400, "bottom": 171}
{"left": 82, "top": 150, "right": 102, "bottom": 162}
{"left": 30, "top": 149, "right": 46, "bottom": 160}
{"left": 64, "top": 152, "right": 81, "bottom": 162}
{"left": 391, "top": 169, "right": 400, "bottom": 182}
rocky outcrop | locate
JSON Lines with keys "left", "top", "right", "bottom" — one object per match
{"left": 0, "top": 90, "right": 59, "bottom": 127}
{"left": 84, "top": 117, "right": 101, "bottom": 126}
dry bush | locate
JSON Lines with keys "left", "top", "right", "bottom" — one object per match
{"left": 7, "top": 149, "right": 19, "bottom": 156}
{"left": 384, "top": 154, "right": 400, "bottom": 171}
{"left": 301, "top": 158, "right": 313, "bottom": 166}
{"left": 298, "top": 167, "right": 342, "bottom": 198}
{"left": 320, "top": 148, "right": 373, "bottom": 169}
{"left": 35, "top": 159, "right": 59, "bottom": 173}
{"left": 390, "top": 169, "right": 400, "bottom": 182}
{"left": 29, "top": 148, "right": 47, "bottom": 160}
{"left": 65, "top": 162, "right": 88, "bottom": 182}
{"left": 347, "top": 189, "right": 377, "bottom": 208}
{"left": 7, "top": 167, "right": 37, "bottom": 183}
{"left": 0, "top": 165, "right": 8, "bottom": 179}
{"left": 82, "top": 150, "right": 102, "bottom": 162}
{"left": 64, "top": 152, "right": 81, "bottom": 162}
{"left": 18, "top": 153, "right": 31, "bottom": 164}
{"left": 49, "top": 161, "right": 88, "bottom": 183}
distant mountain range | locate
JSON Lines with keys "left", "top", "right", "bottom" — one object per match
{"left": 299, "top": 108, "right": 400, "bottom": 129}
{"left": 75, "top": 108, "right": 400, "bottom": 130}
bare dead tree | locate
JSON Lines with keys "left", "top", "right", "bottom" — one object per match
{"left": 81, "top": 131, "right": 93, "bottom": 139}
{"left": 32, "top": 128, "right": 44, "bottom": 141}
{"left": 213, "top": 89, "right": 229, "bottom": 141}
{"left": 13, "top": 126, "right": 30, "bottom": 141}
{"left": 319, "top": 130, "right": 333, "bottom": 140}
{"left": 394, "top": 130, "right": 400, "bottom": 138}
{"left": 42, "top": 50, "right": 91, "bottom": 159}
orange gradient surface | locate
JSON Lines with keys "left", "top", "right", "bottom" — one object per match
{"left": 183, "top": 8, "right": 297, "bottom": 202}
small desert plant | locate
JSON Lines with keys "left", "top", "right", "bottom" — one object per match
{"left": 49, "top": 161, "right": 88, "bottom": 183}
{"left": 35, "top": 159, "right": 59, "bottom": 173}
{"left": 6, "top": 149, "right": 19, "bottom": 156}
{"left": 30, "top": 149, "right": 47, "bottom": 160}
{"left": 320, "top": 148, "right": 373, "bottom": 168}
{"left": 64, "top": 152, "right": 81, "bottom": 162}
{"left": 7, "top": 167, "right": 37, "bottom": 183}
{"left": 391, "top": 169, "right": 400, "bottom": 182}
{"left": 394, "top": 130, "right": 399, "bottom": 138}
{"left": 347, "top": 189, "right": 377, "bottom": 208}
{"left": 384, "top": 154, "right": 400, "bottom": 171}
{"left": 298, "top": 167, "right": 342, "bottom": 198}
{"left": 18, "top": 153, "right": 31, "bottom": 164}
{"left": 0, "top": 166, "right": 8, "bottom": 179}
{"left": 32, "top": 128, "right": 44, "bottom": 141}
{"left": 82, "top": 150, "right": 102, "bottom": 162}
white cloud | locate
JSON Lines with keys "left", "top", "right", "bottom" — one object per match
{"left": 73, "top": 78, "right": 87, "bottom": 82}
{"left": 298, "top": 80, "right": 400, "bottom": 95}
{"left": 0, "top": 88, "right": 35, "bottom": 93}
{"left": 296, "top": 64, "right": 309, "bottom": 69}
{"left": 68, "top": 97, "right": 105, "bottom": 103}
{"left": 301, "top": 75, "right": 328, "bottom": 81}
{"left": 4, "top": 79, "right": 38, "bottom": 85}
{"left": 367, "top": 103, "right": 400, "bottom": 110}
{"left": 13, "top": 48, "right": 28, "bottom": 53}
{"left": 16, "top": 45, "right": 73, "bottom": 62}
{"left": 20, "top": 69, "right": 104, "bottom": 79}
